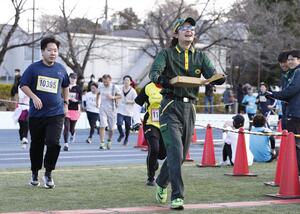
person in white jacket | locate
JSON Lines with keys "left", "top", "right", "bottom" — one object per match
{"left": 13, "top": 87, "right": 30, "bottom": 148}
{"left": 223, "top": 114, "right": 253, "bottom": 166}
{"left": 82, "top": 82, "right": 100, "bottom": 144}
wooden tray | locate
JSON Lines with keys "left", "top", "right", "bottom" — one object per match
{"left": 169, "top": 73, "right": 225, "bottom": 87}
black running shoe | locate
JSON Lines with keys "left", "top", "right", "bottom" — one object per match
{"left": 29, "top": 172, "right": 40, "bottom": 187}
{"left": 43, "top": 174, "right": 55, "bottom": 189}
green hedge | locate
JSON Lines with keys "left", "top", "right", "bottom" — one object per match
{"left": 0, "top": 84, "right": 12, "bottom": 100}
{"left": 0, "top": 84, "right": 13, "bottom": 111}
{"left": 196, "top": 93, "right": 224, "bottom": 113}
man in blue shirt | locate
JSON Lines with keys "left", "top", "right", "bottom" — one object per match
{"left": 20, "top": 37, "right": 70, "bottom": 189}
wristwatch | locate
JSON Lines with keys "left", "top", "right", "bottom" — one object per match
{"left": 63, "top": 100, "right": 69, "bottom": 105}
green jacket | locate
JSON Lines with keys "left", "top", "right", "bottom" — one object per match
{"left": 149, "top": 44, "right": 216, "bottom": 99}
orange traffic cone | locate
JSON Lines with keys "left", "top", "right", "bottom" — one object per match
{"left": 225, "top": 127, "right": 257, "bottom": 176}
{"left": 141, "top": 139, "right": 149, "bottom": 151}
{"left": 192, "top": 128, "right": 197, "bottom": 143}
{"left": 276, "top": 120, "right": 282, "bottom": 140}
{"left": 185, "top": 149, "right": 194, "bottom": 162}
{"left": 134, "top": 124, "right": 147, "bottom": 148}
{"left": 267, "top": 132, "right": 300, "bottom": 198}
{"left": 197, "top": 124, "right": 219, "bottom": 167}
{"left": 264, "top": 130, "right": 288, "bottom": 187}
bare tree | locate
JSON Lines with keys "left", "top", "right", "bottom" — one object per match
{"left": 140, "top": 0, "right": 228, "bottom": 58}
{"left": 225, "top": 0, "right": 300, "bottom": 87}
{"left": 57, "top": 0, "right": 102, "bottom": 80}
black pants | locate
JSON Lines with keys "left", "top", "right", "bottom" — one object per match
{"left": 117, "top": 113, "right": 132, "bottom": 140}
{"left": 247, "top": 113, "right": 255, "bottom": 130}
{"left": 222, "top": 143, "right": 233, "bottom": 165}
{"left": 286, "top": 117, "right": 300, "bottom": 174}
{"left": 29, "top": 115, "right": 64, "bottom": 172}
{"left": 63, "top": 117, "right": 77, "bottom": 143}
{"left": 144, "top": 125, "right": 166, "bottom": 181}
{"left": 86, "top": 111, "right": 99, "bottom": 139}
{"left": 18, "top": 120, "right": 29, "bottom": 140}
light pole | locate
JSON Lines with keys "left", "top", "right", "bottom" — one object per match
{"left": 31, "top": 0, "right": 35, "bottom": 63}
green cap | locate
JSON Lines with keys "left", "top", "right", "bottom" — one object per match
{"left": 173, "top": 17, "right": 196, "bottom": 33}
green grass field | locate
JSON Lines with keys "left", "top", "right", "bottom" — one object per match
{"left": 0, "top": 162, "right": 299, "bottom": 213}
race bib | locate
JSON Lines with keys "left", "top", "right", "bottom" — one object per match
{"left": 36, "top": 76, "right": 59, "bottom": 94}
{"left": 151, "top": 108, "right": 160, "bottom": 122}
{"left": 69, "top": 92, "right": 77, "bottom": 100}
{"left": 259, "top": 96, "right": 267, "bottom": 102}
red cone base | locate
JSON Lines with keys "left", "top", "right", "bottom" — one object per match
{"left": 264, "top": 130, "right": 288, "bottom": 187}
{"left": 263, "top": 181, "right": 279, "bottom": 187}
{"left": 197, "top": 124, "right": 218, "bottom": 167}
{"left": 266, "top": 132, "right": 300, "bottom": 199}
{"left": 185, "top": 149, "right": 194, "bottom": 162}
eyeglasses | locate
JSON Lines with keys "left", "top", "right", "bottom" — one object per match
{"left": 178, "top": 25, "right": 195, "bottom": 31}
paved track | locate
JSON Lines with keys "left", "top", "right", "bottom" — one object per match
{"left": 0, "top": 129, "right": 223, "bottom": 169}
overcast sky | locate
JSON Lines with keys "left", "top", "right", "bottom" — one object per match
{"left": 0, "top": 0, "right": 235, "bottom": 32}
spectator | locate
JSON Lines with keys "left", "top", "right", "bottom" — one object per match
{"left": 237, "top": 83, "right": 245, "bottom": 113}
{"left": 10, "top": 69, "right": 21, "bottom": 110}
{"left": 223, "top": 85, "right": 235, "bottom": 113}
{"left": 277, "top": 51, "right": 291, "bottom": 130}
{"left": 221, "top": 120, "right": 234, "bottom": 166}
{"left": 204, "top": 83, "right": 216, "bottom": 113}
{"left": 242, "top": 87, "right": 257, "bottom": 130}
{"left": 267, "top": 50, "right": 300, "bottom": 174}
{"left": 87, "top": 74, "right": 96, "bottom": 92}
{"left": 223, "top": 114, "right": 254, "bottom": 166}
{"left": 249, "top": 114, "right": 276, "bottom": 162}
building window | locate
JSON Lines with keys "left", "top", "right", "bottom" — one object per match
{"left": 24, "top": 46, "right": 40, "bottom": 61}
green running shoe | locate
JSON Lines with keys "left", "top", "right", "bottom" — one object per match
{"left": 171, "top": 198, "right": 184, "bottom": 210}
{"left": 156, "top": 185, "right": 167, "bottom": 204}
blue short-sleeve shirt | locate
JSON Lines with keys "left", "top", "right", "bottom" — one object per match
{"left": 20, "top": 60, "right": 70, "bottom": 118}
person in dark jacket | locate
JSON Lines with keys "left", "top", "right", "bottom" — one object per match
{"left": 277, "top": 51, "right": 292, "bottom": 129}
{"left": 267, "top": 50, "right": 300, "bottom": 174}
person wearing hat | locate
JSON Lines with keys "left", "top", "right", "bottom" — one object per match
{"left": 149, "top": 17, "right": 225, "bottom": 209}
{"left": 63, "top": 72, "right": 82, "bottom": 151}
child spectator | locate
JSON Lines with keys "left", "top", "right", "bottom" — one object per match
{"left": 223, "top": 114, "right": 254, "bottom": 166}
{"left": 249, "top": 114, "right": 276, "bottom": 162}
{"left": 221, "top": 120, "right": 234, "bottom": 165}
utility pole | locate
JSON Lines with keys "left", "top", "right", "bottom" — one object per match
{"left": 31, "top": 0, "right": 36, "bottom": 63}
{"left": 104, "top": 0, "right": 108, "bottom": 21}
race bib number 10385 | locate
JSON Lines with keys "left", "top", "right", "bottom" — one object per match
{"left": 36, "top": 75, "right": 59, "bottom": 94}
